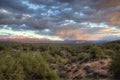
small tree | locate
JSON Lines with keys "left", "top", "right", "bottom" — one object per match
{"left": 109, "top": 53, "right": 120, "bottom": 79}
{"left": 77, "top": 52, "right": 90, "bottom": 61}
{"left": 104, "top": 49, "right": 115, "bottom": 58}
{"left": 90, "top": 45, "right": 103, "bottom": 59}
{"left": 0, "top": 45, "right": 5, "bottom": 51}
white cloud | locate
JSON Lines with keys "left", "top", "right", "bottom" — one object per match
{"left": 0, "top": 25, "right": 63, "bottom": 41}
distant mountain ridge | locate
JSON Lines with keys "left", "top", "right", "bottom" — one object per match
{"left": 0, "top": 36, "right": 120, "bottom": 44}
{"left": 0, "top": 36, "right": 50, "bottom": 43}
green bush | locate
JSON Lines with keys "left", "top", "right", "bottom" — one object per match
{"left": 39, "top": 45, "right": 48, "bottom": 52}
{"left": 109, "top": 53, "right": 120, "bottom": 79}
{"left": 0, "top": 52, "right": 59, "bottom": 80}
{"left": 104, "top": 49, "right": 115, "bottom": 57}
{"left": 77, "top": 52, "right": 90, "bottom": 60}
{"left": 90, "top": 45, "right": 104, "bottom": 59}
{"left": 42, "top": 51, "right": 56, "bottom": 63}
{"left": 0, "top": 45, "right": 5, "bottom": 51}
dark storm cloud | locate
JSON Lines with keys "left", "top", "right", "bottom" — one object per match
{"left": 0, "top": 0, "right": 33, "bottom": 13}
{"left": 28, "top": 0, "right": 60, "bottom": 7}
{"left": 0, "top": 0, "right": 113, "bottom": 23}
{"left": 25, "top": 18, "right": 56, "bottom": 29}
{"left": 0, "top": 9, "right": 24, "bottom": 25}
{"left": 0, "top": 0, "right": 120, "bottom": 25}
{"left": 58, "top": 0, "right": 73, "bottom": 3}
{"left": 0, "top": 15, "right": 55, "bottom": 30}
{"left": 0, "top": 0, "right": 120, "bottom": 40}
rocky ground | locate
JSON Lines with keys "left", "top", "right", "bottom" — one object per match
{"left": 59, "top": 58, "right": 112, "bottom": 80}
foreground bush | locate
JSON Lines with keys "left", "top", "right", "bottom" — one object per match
{"left": 77, "top": 52, "right": 90, "bottom": 61}
{"left": 109, "top": 53, "right": 120, "bottom": 79}
{"left": 0, "top": 45, "right": 5, "bottom": 51}
{"left": 0, "top": 52, "right": 59, "bottom": 80}
{"left": 90, "top": 45, "right": 104, "bottom": 59}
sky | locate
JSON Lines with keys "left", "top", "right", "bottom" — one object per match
{"left": 0, "top": 0, "right": 120, "bottom": 41}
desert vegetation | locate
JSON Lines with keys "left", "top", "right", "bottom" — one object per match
{"left": 0, "top": 41, "right": 120, "bottom": 80}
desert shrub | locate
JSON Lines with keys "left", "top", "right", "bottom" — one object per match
{"left": 109, "top": 53, "right": 120, "bottom": 79}
{"left": 77, "top": 52, "right": 90, "bottom": 61}
{"left": 104, "top": 42, "right": 120, "bottom": 52}
{"left": 49, "top": 49, "right": 61, "bottom": 57}
{"left": 104, "top": 49, "right": 115, "bottom": 57}
{"left": 0, "top": 45, "right": 5, "bottom": 51}
{"left": 11, "top": 44, "right": 21, "bottom": 50}
{"left": 0, "top": 52, "right": 59, "bottom": 80}
{"left": 0, "top": 53, "right": 25, "bottom": 80}
{"left": 39, "top": 45, "right": 48, "bottom": 52}
{"left": 90, "top": 45, "right": 104, "bottom": 59}
{"left": 29, "top": 45, "right": 38, "bottom": 51}
{"left": 42, "top": 51, "right": 56, "bottom": 63}
{"left": 55, "top": 55, "right": 68, "bottom": 65}
{"left": 22, "top": 47, "right": 29, "bottom": 51}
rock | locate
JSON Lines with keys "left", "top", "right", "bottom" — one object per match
{"left": 73, "top": 68, "right": 79, "bottom": 73}
{"left": 58, "top": 71, "right": 67, "bottom": 78}
{"left": 101, "top": 66, "right": 107, "bottom": 70}
{"left": 83, "top": 65, "right": 90, "bottom": 71}
{"left": 83, "top": 65, "right": 94, "bottom": 74}
{"left": 99, "top": 60, "right": 105, "bottom": 64}
{"left": 71, "top": 65, "right": 76, "bottom": 70}
{"left": 73, "top": 75, "right": 83, "bottom": 80}
{"left": 67, "top": 69, "right": 72, "bottom": 73}
{"left": 93, "top": 71, "right": 108, "bottom": 78}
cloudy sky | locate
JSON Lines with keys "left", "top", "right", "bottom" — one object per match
{"left": 0, "top": 0, "right": 120, "bottom": 41}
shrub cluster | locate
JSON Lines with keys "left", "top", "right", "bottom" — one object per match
{"left": 0, "top": 52, "right": 59, "bottom": 80}
{"left": 109, "top": 53, "right": 120, "bottom": 79}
